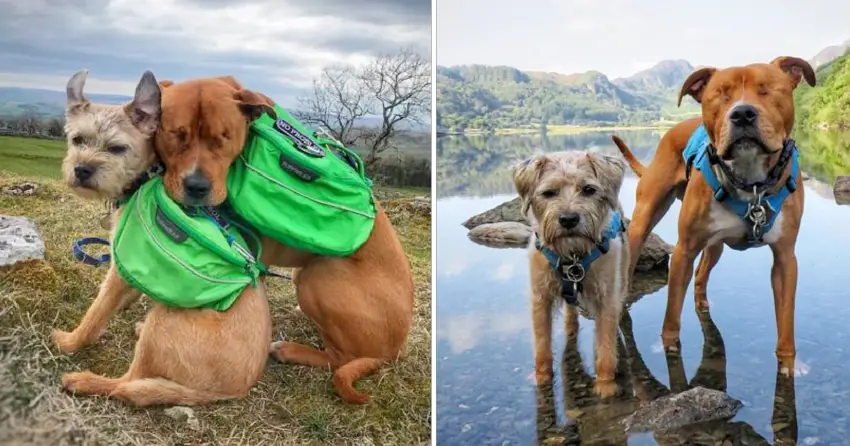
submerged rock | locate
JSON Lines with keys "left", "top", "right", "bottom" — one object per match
{"left": 467, "top": 222, "right": 531, "bottom": 248}
{"left": 622, "top": 387, "right": 742, "bottom": 434}
{"left": 0, "top": 215, "right": 45, "bottom": 267}
{"left": 463, "top": 197, "right": 673, "bottom": 272}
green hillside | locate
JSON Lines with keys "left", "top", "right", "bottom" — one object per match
{"left": 795, "top": 50, "right": 850, "bottom": 130}
{"left": 436, "top": 61, "right": 702, "bottom": 132}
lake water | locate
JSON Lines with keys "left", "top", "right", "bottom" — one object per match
{"left": 435, "top": 130, "right": 850, "bottom": 445}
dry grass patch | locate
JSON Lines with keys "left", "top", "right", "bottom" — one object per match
{"left": 0, "top": 172, "right": 431, "bottom": 445}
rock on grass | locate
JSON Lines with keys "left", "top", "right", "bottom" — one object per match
{"left": 0, "top": 215, "right": 45, "bottom": 266}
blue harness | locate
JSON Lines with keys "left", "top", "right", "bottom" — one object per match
{"left": 534, "top": 210, "right": 625, "bottom": 306}
{"left": 683, "top": 124, "right": 799, "bottom": 250}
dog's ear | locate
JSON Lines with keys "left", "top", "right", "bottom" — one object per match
{"left": 66, "top": 69, "right": 90, "bottom": 112}
{"left": 512, "top": 155, "right": 549, "bottom": 215}
{"left": 235, "top": 88, "right": 277, "bottom": 121}
{"left": 159, "top": 80, "right": 174, "bottom": 88}
{"left": 678, "top": 67, "right": 716, "bottom": 107}
{"left": 125, "top": 70, "right": 161, "bottom": 137}
{"left": 586, "top": 153, "right": 626, "bottom": 207}
{"left": 771, "top": 56, "right": 816, "bottom": 89}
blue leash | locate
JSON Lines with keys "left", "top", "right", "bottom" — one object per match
{"left": 73, "top": 237, "right": 111, "bottom": 266}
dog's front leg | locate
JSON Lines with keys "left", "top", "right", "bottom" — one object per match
{"left": 770, "top": 243, "right": 798, "bottom": 375}
{"left": 52, "top": 264, "right": 137, "bottom": 354}
{"left": 531, "top": 289, "right": 554, "bottom": 385}
{"left": 593, "top": 303, "right": 621, "bottom": 397}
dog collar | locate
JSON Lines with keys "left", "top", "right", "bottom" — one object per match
{"left": 74, "top": 163, "right": 166, "bottom": 267}
{"left": 113, "top": 162, "right": 165, "bottom": 209}
{"left": 73, "top": 237, "right": 111, "bottom": 266}
{"left": 534, "top": 210, "right": 625, "bottom": 306}
{"left": 683, "top": 124, "right": 799, "bottom": 249}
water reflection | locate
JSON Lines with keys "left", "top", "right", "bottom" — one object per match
{"left": 535, "top": 309, "right": 798, "bottom": 445}
{"left": 437, "top": 129, "right": 850, "bottom": 200}
{"left": 436, "top": 130, "right": 850, "bottom": 445}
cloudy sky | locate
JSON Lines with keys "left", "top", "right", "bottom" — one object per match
{"left": 0, "top": 0, "right": 431, "bottom": 106}
{"left": 437, "top": 0, "right": 850, "bottom": 78}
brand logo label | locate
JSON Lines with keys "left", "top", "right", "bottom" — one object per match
{"left": 155, "top": 208, "right": 188, "bottom": 243}
{"left": 273, "top": 119, "right": 325, "bottom": 157}
{"left": 279, "top": 154, "right": 319, "bottom": 182}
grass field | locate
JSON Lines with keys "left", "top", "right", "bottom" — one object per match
{"left": 0, "top": 135, "right": 67, "bottom": 179}
{"left": 0, "top": 137, "right": 432, "bottom": 445}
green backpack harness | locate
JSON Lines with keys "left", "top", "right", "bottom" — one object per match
{"left": 72, "top": 106, "right": 375, "bottom": 311}
{"left": 111, "top": 177, "right": 263, "bottom": 311}
{"left": 227, "top": 105, "right": 377, "bottom": 256}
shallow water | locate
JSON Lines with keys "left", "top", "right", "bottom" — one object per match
{"left": 435, "top": 130, "right": 850, "bottom": 445}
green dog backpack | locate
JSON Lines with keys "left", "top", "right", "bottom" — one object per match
{"left": 226, "top": 105, "right": 377, "bottom": 257}
{"left": 112, "top": 177, "right": 262, "bottom": 311}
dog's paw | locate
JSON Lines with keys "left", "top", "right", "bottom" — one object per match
{"left": 593, "top": 379, "right": 618, "bottom": 398}
{"left": 134, "top": 322, "right": 145, "bottom": 338}
{"left": 52, "top": 330, "right": 81, "bottom": 354}
{"left": 269, "top": 340, "right": 294, "bottom": 362}
{"left": 62, "top": 372, "right": 88, "bottom": 394}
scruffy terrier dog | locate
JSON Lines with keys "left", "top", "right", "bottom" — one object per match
{"left": 513, "top": 151, "right": 629, "bottom": 397}
{"left": 61, "top": 71, "right": 159, "bottom": 202}
{"left": 56, "top": 70, "right": 272, "bottom": 406}
{"left": 54, "top": 69, "right": 157, "bottom": 350}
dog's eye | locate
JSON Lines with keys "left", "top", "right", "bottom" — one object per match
{"left": 581, "top": 185, "right": 597, "bottom": 196}
{"left": 107, "top": 145, "right": 128, "bottom": 155}
{"left": 71, "top": 136, "right": 83, "bottom": 146}
{"left": 541, "top": 189, "right": 558, "bottom": 198}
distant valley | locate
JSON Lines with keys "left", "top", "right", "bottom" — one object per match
{"left": 0, "top": 86, "right": 429, "bottom": 132}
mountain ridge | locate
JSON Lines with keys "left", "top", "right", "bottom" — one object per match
{"left": 437, "top": 39, "right": 850, "bottom": 131}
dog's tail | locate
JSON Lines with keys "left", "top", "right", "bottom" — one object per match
{"left": 611, "top": 135, "right": 645, "bottom": 177}
{"left": 333, "top": 357, "right": 385, "bottom": 404}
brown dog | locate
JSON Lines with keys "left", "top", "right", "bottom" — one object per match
{"left": 611, "top": 56, "right": 815, "bottom": 374}
{"left": 58, "top": 71, "right": 273, "bottom": 407}
{"left": 153, "top": 76, "right": 414, "bottom": 404}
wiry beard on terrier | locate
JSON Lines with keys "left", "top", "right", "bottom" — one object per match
{"left": 513, "top": 150, "right": 629, "bottom": 398}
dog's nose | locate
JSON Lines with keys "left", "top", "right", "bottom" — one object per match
{"left": 729, "top": 104, "right": 759, "bottom": 127}
{"left": 74, "top": 164, "right": 94, "bottom": 181}
{"left": 184, "top": 172, "right": 211, "bottom": 200}
{"left": 558, "top": 212, "right": 581, "bottom": 229}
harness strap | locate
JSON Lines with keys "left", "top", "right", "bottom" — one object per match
{"left": 73, "top": 237, "right": 111, "bottom": 266}
{"left": 684, "top": 124, "right": 799, "bottom": 248}
{"left": 534, "top": 211, "right": 625, "bottom": 306}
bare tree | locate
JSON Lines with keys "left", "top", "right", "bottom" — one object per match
{"left": 295, "top": 65, "right": 369, "bottom": 147}
{"left": 358, "top": 49, "right": 431, "bottom": 166}
{"left": 296, "top": 48, "right": 432, "bottom": 166}
{"left": 46, "top": 117, "right": 65, "bottom": 138}
{"left": 16, "top": 112, "right": 42, "bottom": 136}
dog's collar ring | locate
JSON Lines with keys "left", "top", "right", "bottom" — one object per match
{"left": 562, "top": 260, "right": 585, "bottom": 283}
{"left": 745, "top": 185, "right": 768, "bottom": 239}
